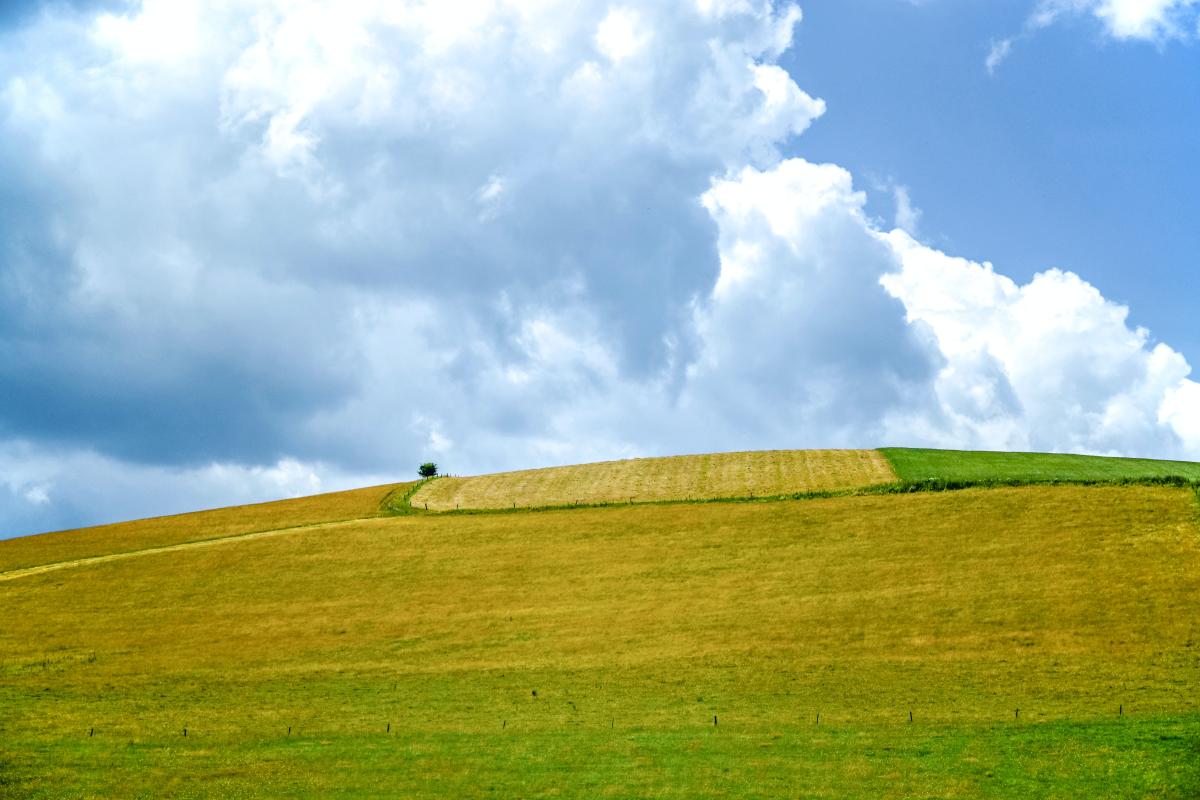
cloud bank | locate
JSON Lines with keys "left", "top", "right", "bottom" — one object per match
{"left": 1, "top": 0, "right": 1196, "bottom": 535}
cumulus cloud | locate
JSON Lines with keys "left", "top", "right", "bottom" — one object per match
{"left": 0, "top": 0, "right": 826, "bottom": 533}
{"left": 0, "top": 0, "right": 817, "bottom": 451}
{"left": 1160, "top": 381, "right": 1200, "bottom": 452}
{"left": 686, "top": 160, "right": 939, "bottom": 447}
{"left": 0, "top": 0, "right": 1196, "bottom": 537}
{"left": 882, "top": 233, "right": 1200, "bottom": 457}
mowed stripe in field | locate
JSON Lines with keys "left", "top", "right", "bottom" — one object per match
{"left": 0, "top": 483, "right": 409, "bottom": 573}
{"left": 0, "top": 518, "right": 366, "bottom": 583}
{"left": 410, "top": 449, "right": 896, "bottom": 511}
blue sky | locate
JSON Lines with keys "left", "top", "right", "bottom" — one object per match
{"left": 785, "top": 1, "right": 1200, "bottom": 364}
{"left": 1, "top": 0, "right": 1198, "bottom": 537}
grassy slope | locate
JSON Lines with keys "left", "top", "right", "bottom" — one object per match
{"left": 883, "top": 447, "right": 1200, "bottom": 484}
{"left": 410, "top": 449, "right": 895, "bottom": 511}
{"left": 2, "top": 485, "right": 1198, "bottom": 797}
{"left": 0, "top": 482, "right": 410, "bottom": 573}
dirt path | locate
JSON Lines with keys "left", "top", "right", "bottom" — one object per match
{"left": 0, "top": 517, "right": 374, "bottom": 583}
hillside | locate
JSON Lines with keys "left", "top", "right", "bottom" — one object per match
{"left": 409, "top": 449, "right": 894, "bottom": 511}
{"left": 0, "top": 482, "right": 408, "bottom": 574}
{"left": 409, "top": 446, "right": 1200, "bottom": 513}
{"left": 1, "top": 449, "right": 1198, "bottom": 798}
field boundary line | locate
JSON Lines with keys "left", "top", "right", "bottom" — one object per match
{"left": 398, "top": 476, "right": 1200, "bottom": 516}
{"left": 382, "top": 478, "right": 435, "bottom": 515}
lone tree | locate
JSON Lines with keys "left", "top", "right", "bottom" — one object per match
{"left": 418, "top": 462, "right": 438, "bottom": 478}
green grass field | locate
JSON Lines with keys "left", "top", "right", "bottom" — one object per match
{"left": 883, "top": 447, "right": 1200, "bottom": 485}
{"left": 2, "top": 450, "right": 1199, "bottom": 797}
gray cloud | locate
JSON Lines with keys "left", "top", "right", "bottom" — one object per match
{"left": 0, "top": 0, "right": 821, "bottom": 532}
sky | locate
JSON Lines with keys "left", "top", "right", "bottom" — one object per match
{"left": 1, "top": 0, "right": 1198, "bottom": 537}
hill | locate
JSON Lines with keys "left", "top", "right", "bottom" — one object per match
{"left": 1, "top": 449, "right": 1198, "bottom": 798}
{"left": 409, "top": 446, "right": 1200, "bottom": 513}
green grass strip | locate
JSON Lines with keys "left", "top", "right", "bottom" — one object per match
{"left": 381, "top": 478, "right": 435, "bottom": 515}
{"left": 882, "top": 447, "right": 1200, "bottom": 483}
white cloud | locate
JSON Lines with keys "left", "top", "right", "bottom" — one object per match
{"left": 690, "top": 159, "right": 1200, "bottom": 459}
{"left": 1036, "top": 0, "right": 1200, "bottom": 40}
{"left": 989, "top": 0, "right": 1199, "bottom": 70}
{"left": 1160, "top": 381, "right": 1200, "bottom": 451}
{"left": 1098, "top": 0, "right": 1199, "bottom": 38}
{"left": 92, "top": 0, "right": 205, "bottom": 65}
{"left": 892, "top": 185, "right": 922, "bottom": 234}
{"left": 595, "top": 7, "right": 649, "bottom": 62}
{"left": 0, "top": 441, "right": 384, "bottom": 535}
{"left": 882, "top": 231, "right": 1200, "bottom": 456}
{"left": 985, "top": 38, "right": 1014, "bottom": 74}
{"left": 687, "top": 160, "right": 940, "bottom": 447}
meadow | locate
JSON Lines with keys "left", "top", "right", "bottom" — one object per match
{"left": 2, "top": 458, "right": 1198, "bottom": 797}
{"left": 883, "top": 447, "right": 1200, "bottom": 485}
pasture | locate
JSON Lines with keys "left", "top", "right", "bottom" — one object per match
{"left": 883, "top": 447, "right": 1200, "bottom": 485}
{"left": 2, "top": 473, "right": 1198, "bottom": 797}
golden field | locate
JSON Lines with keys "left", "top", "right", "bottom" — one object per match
{"left": 409, "top": 449, "right": 895, "bottom": 511}
{"left": 0, "top": 482, "right": 407, "bottom": 573}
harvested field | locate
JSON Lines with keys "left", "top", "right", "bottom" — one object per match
{"left": 409, "top": 449, "right": 895, "bottom": 511}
